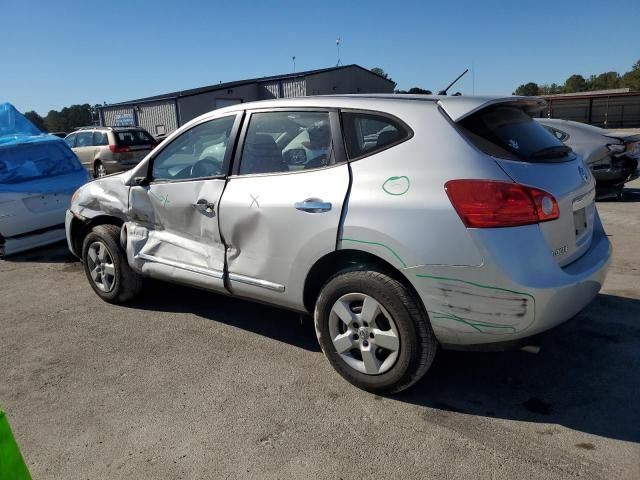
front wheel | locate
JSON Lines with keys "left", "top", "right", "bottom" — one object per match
{"left": 314, "top": 270, "right": 438, "bottom": 394}
{"left": 82, "top": 224, "right": 142, "bottom": 303}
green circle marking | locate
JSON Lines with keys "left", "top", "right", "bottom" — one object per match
{"left": 382, "top": 176, "right": 410, "bottom": 195}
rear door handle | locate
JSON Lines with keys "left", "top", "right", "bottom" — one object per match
{"left": 294, "top": 198, "right": 332, "bottom": 213}
{"left": 192, "top": 198, "right": 216, "bottom": 214}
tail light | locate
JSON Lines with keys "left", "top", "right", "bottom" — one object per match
{"left": 109, "top": 145, "right": 130, "bottom": 153}
{"left": 445, "top": 179, "right": 559, "bottom": 228}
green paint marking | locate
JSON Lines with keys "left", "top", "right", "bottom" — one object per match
{"left": 382, "top": 175, "right": 411, "bottom": 195}
{"left": 340, "top": 238, "right": 407, "bottom": 268}
{"left": 415, "top": 273, "right": 535, "bottom": 302}
{"left": 150, "top": 191, "right": 171, "bottom": 208}
{"left": 429, "top": 311, "right": 517, "bottom": 333}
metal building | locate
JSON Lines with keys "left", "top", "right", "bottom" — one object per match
{"left": 99, "top": 65, "right": 395, "bottom": 138}
{"left": 539, "top": 89, "right": 640, "bottom": 129}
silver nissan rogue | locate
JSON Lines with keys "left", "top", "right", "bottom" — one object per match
{"left": 65, "top": 95, "right": 611, "bottom": 394}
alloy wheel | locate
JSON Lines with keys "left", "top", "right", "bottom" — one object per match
{"left": 86, "top": 241, "right": 116, "bottom": 292}
{"left": 328, "top": 293, "right": 400, "bottom": 375}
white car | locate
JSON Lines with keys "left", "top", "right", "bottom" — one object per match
{"left": 0, "top": 103, "right": 89, "bottom": 256}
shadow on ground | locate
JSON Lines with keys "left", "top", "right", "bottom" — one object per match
{"left": 1, "top": 240, "right": 75, "bottom": 263}
{"left": 397, "top": 293, "right": 640, "bottom": 444}
{"left": 131, "top": 280, "right": 321, "bottom": 353}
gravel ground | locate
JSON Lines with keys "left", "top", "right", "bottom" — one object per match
{"left": 1, "top": 180, "right": 639, "bottom": 479}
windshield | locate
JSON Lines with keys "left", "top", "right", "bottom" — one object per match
{"left": 458, "top": 105, "right": 575, "bottom": 163}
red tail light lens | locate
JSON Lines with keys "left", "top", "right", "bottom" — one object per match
{"left": 445, "top": 179, "right": 559, "bottom": 228}
{"left": 109, "top": 145, "right": 130, "bottom": 153}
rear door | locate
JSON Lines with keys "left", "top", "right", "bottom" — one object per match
{"left": 453, "top": 100, "right": 596, "bottom": 266}
{"left": 218, "top": 108, "right": 350, "bottom": 309}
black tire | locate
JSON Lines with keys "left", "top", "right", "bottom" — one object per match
{"left": 81, "top": 224, "right": 142, "bottom": 303}
{"left": 314, "top": 269, "right": 438, "bottom": 394}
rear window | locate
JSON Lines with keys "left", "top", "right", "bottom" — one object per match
{"left": 115, "top": 129, "right": 154, "bottom": 147}
{"left": 458, "top": 105, "right": 574, "bottom": 163}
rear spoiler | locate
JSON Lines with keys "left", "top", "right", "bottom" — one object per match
{"left": 437, "top": 96, "right": 547, "bottom": 122}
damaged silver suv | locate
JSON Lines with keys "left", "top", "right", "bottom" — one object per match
{"left": 66, "top": 95, "right": 611, "bottom": 393}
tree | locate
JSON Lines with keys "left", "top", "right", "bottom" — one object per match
{"left": 513, "top": 82, "right": 539, "bottom": 96}
{"left": 371, "top": 67, "right": 390, "bottom": 79}
{"left": 407, "top": 87, "right": 432, "bottom": 94}
{"left": 43, "top": 104, "right": 93, "bottom": 132}
{"left": 563, "top": 74, "right": 588, "bottom": 93}
{"left": 589, "top": 71, "right": 621, "bottom": 91}
{"left": 621, "top": 59, "right": 640, "bottom": 91}
{"left": 24, "top": 111, "right": 47, "bottom": 132}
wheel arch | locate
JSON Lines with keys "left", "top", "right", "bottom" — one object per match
{"left": 71, "top": 214, "right": 123, "bottom": 258}
{"left": 303, "top": 248, "right": 425, "bottom": 314}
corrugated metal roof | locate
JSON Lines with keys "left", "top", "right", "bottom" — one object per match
{"left": 102, "top": 64, "right": 394, "bottom": 107}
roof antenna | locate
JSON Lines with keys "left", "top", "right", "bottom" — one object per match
{"left": 292, "top": 56, "right": 296, "bottom": 73}
{"left": 336, "top": 37, "right": 342, "bottom": 66}
{"left": 438, "top": 69, "right": 469, "bottom": 96}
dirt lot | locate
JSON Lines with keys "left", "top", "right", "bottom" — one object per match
{"left": 1, "top": 181, "right": 639, "bottom": 480}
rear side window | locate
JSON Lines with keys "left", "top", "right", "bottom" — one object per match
{"left": 76, "top": 131, "right": 93, "bottom": 147}
{"left": 458, "top": 105, "right": 574, "bottom": 163}
{"left": 341, "top": 111, "right": 411, "bottom": 159}
{"left": 116, "top": 129, "right": 154, "bottom": 147}
{"left": 93, "top": 131, "right": 108, "bottom": 146}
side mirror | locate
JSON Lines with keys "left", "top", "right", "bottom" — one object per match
{"left": 133, "top": 176, "right": 149, "bottom": 186}
{"left": 283, "top": 148, "right": 307, "bottom": 165}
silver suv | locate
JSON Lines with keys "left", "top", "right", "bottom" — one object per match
{"left": 65, "top": 127, "right": 156, "bottom": 178}
{"left": 65, "top": 95, "right": 611, "bottom": 393}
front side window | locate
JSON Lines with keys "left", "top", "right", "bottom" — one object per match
{"left": 76, "top": 131, "right": 93, "bottom": 147}
{"left": 239, "top": 111, "right": 334, "bottom": 175}
{"left": 341, "top": 111, "right": 411, "bottom": 159}
{"left": 151, "top": 115, "right": 236, "bottom": 181}
{"left": 64, "top": 134, "right": 77, "bottom": 148}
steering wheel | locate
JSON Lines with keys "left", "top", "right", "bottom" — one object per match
{"left": 190, "top": 156, "right": 222, "bottom": 177}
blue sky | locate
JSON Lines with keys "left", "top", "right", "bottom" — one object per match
{"left": 2, "top": 0, "right": 638, "bottom": 115}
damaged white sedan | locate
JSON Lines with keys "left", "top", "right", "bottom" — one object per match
{"left": 66, "top": 95, "right": 611, "bottom": 393}
{"left": 0, "top": 103, "right": 89, "bottom": 256}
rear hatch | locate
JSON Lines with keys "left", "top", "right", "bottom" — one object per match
{"left": 442, "top": 98, "right": 596, "bottom": 267}
{"left": 113, "top": 129, "right": 156, "bottom": 164}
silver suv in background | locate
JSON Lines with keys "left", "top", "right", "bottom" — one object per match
{"left": 65, "top": 126, "right": 157, "bottom": 178}
{"left": 65, "top": 95, "right": 611, "bottom": 394}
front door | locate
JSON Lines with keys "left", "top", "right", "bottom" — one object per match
{"left": 128, "top": 114, "right": 240, "bottom": 293}
{"left": 218, "top": 109, "right": 350, "bottom": 309}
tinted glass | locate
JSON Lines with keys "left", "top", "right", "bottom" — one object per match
{"left": 342, "top": 112, "right": 410, "bottom": 159}
{"left": 93, "top": 131, "right": 109, "bottom": 146}
{"left": 116, "top": 129, "right": 155, "bottom": 147}
{"left": 239, "top": 111, "right": 333, "bottom": 175}
{"left": 151, "top": 116, "right": 235, "bottom": 181}
{"left": 64, "top": 134, "right": 77, "bottom": 148}
{"left": 76, "top": 131, "right": 93, "bottom": 147}
{"left": 458, "top": 105, "right": 574, "bottom": 162}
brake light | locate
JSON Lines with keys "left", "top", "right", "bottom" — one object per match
{"left": 445, "top": 179, "right": 559, "bottom": 228}
{"left": 109, "top": 145, "right": 130, "bottom": 153}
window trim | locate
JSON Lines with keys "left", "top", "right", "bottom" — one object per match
{"left": 146, "top": 113, "right": 243, "bottom": 184}
{"left": 339, "top": 109, "right": 414, "bottom": 162}
{"left": 229, "top": 107, "right": 347, "bottom": 178}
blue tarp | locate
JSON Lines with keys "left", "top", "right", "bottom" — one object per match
{"left": 0, "top": 103, "right": 87, "bottom": 189}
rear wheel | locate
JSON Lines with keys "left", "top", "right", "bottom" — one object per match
{"left": 82, "top": 224, "right": 142, "bottom": 303}
{"left": 94, "top": 161, "right": 107, "bottom": 178}
{"left": 314, "top": 269, "right": 437, "bottom": 394}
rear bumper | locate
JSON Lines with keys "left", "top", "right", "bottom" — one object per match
{"left": 0, "top": 225, "right": 66, "bottom": 256}
{"left": 405, "top": 212, "right": 611, "bottom": 346}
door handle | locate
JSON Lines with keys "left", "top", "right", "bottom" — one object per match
{"left": 192, "top": 199, "right": 216, "bottom": 214}
{"left": 294, "top": 198, "right": 332, "bottom": 213}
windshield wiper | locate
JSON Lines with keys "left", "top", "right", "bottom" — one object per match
{"left": 528, "top": 145, "right": 572, "bottom": 160}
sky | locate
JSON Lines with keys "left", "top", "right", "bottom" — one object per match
{"left": 2, "top": 0, "right": 639, "bottom": 115}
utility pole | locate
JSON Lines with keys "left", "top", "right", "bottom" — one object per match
{"left": 292, "top": 56, "right": 296, "bottom": 72}
{"left": 336, "top": 37, "right": 342, "bottom": 66}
